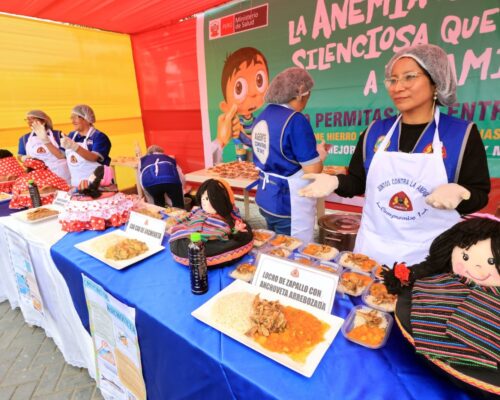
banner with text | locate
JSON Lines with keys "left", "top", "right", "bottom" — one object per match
{"left": 197, "top": 0, "right": 499, "bottom": 177}
{"left": 83, "top": 275, "right": 146, "bottom": 400}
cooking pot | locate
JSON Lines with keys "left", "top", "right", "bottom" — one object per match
{"left": 318, "top": 213, "right": 361, "bottom": 252}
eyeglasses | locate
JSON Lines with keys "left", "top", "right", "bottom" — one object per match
{"left": 384, "top": 72, "right": 424, "bottom": 89}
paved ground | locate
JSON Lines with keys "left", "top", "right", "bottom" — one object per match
{"left": 0, "top": 198, "right": 325, "bottom": 399}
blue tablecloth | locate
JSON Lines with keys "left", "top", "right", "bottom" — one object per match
{"left": 0, "top": 201, "right": 14, "bottom": 217}
{"left": 51, "top": 228, "right": 474, "bottom": 400}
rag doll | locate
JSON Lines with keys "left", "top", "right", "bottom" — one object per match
{"left": 383, "top": 216, "right": 500, "bottom": 397}
{"left": 169, "top": 178, "right": 253, "bottom": 267}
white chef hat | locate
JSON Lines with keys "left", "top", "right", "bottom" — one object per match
{"left": 265, "top": 67, "right": 314, "bottom": 104}
{"left": 71, "top": 104, "right": 96, "bottom": 124}
{"left": 26, "top": 110, "right": 53, "bottom": 130}
{"left": 385, "top": 44, "right": 456, "bottom": 106}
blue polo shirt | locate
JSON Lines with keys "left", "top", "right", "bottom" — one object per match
{"left": 18, "top": 130, "right": 64, "bottom": 156}
{"left": 68, "top": 128, "right": 112, "bottom": 165}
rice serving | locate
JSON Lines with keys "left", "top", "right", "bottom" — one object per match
{"left": 211, "top": 292, "right": 254, "bottom": 334}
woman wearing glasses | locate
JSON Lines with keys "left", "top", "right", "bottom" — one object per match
{"left": 18, "top": 110, "right": 71, "bottom": 183}
{"left": 300, "top": 44, "right": 490, "bottom": 266}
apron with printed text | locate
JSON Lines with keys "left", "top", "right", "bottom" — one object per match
{"left": 26, "top": 130, "right": 71, "bottom": 183}
{"left": 66, "top": 128, "right": 101, "bottom": 187}
{"left": 354, "top": 109, "right": 461, "bottom": 266}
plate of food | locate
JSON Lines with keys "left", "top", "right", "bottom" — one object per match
{"left": 75, "top": 230, "right": 164, "bottom": 270}
{"left": 12, "top": 205, "right": 60, "bottom": 223}
{"left": 299, "top": 242, "right": 339, "bottom": 261}
{"left": 269, "top": 234, "right": 302, "bottom": 251}
{"left": 252, "top": 229, "right": 275, "bottom": 248}
{"left": 192, "top": 279, "right": 344, "bottom": 377}
{"left": 337, "top": 270, "right": 373, "bottom": 296}
{"left": 338, "top": 252, "right": 381, "bottom": 274}
{"left": 362, "top": 282, "right": 397, "bottom": 312}
{"left": 341, "top": 305, "right": 393, "bottom": 349}
{"left": 0, "top": 192, "right": 12, "bottom": 203}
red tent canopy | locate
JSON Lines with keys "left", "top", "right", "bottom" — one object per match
{"left": 0, "top": 0, "right": 230, "bottom": 34}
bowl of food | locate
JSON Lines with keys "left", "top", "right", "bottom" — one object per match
{"left": 341, "top": 305, "right": 393, "bottom": 349}
{"left": 362, "top": 282, "right": 397, "bottom": 312}
{"left": 337, "top": 270, "right": 373, "bottom": 296}
{"left": 338, "top": 252, "right": 381, "bottom": 275}
{"left": 252, "top": 229, "right": 275, "bottom": 248}
{"left": 269, "top": 234, "right": 302, "bottom": 251}
{"left": 298, "top": 242, "right": 339, "bottom": 261}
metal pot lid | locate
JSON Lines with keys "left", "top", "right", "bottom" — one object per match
{"left": 318, "top": 214, "right": 361, "bottom": 234}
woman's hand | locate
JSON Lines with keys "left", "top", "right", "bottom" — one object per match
{"left": 61, "top": 136, "right": 79, "bottom": 152}
{"left": 425, "top": 183, "right": 471, "bottom": 209}
{"left": 299, "top": 173, "right": 339, "bottom": 197}
{"left": 31, "top": 120, "right": 50, "bottom": 144}
{"left": 316, "top": 140, "right": 328, "bottom": 161}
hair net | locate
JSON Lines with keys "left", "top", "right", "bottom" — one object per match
{"left": 71, "top": 104, "right": 96, "bottom": 124}
{"left": 147, "top": 145, "right": 165, "bottom": 154}
{"left": 26, "top": 110, "right": 53, "bottom": 130}
{"left": 265, "top": 67, "right": 314, "bottom": 104}
{"left": 385, "top": 44, "right": 456, "bottom": 106}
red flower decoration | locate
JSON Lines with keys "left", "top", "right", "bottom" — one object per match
{"left": 394, "top": 262, "right": 410, "bottom": 285}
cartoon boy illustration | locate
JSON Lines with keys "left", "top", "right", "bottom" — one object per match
{"left": 213, "top": 47, "right": 269, "bottom": 164}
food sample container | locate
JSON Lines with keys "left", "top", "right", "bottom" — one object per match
{"left": 268, "top": 234, "right": 303, "bottom": 251}
{"left": 337, "top": 251, "right": 381, "bottom": 275}
{"left": 337, "top": 269, "right": 373, "bottom": 296}
{"left": 298, "top": 242, "right": 339, "bottom": 261}
{"left": 341, "top": 305, "right": 393, "bottom": 349}
{"left": 362, "top": 281, "right": 397, "bottom": 313}
{"left": 252, "top": 229, "right": 276, "bottom": 248}
{"left": 290, "top": 253, "right": 318, "bottom": 267}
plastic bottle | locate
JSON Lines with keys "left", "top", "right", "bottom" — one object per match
{"left": 27, "top": 179, "right": 42, "bottom": 208}
{"left": 188, "top": 232, "right": 208, "bottom": 294}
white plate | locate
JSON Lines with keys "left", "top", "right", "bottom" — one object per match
{"left": 192, "top": 280, "right": 344, "bottom": 377}
{"left": 75, "top": 230, "right": 165, "bottom": 270}
{"left": 12, "top": 204, "right": 60, "bottom": 224}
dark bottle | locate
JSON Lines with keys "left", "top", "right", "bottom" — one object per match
{"left": 27, "top": 179, "right": 42, "bottom": 208}
{"left": 188, "top": 232, "right": 208, "bottom": 294}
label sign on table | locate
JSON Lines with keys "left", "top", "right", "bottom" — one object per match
{"left": 126, "top": 211, "right": 166, "bottom": 245}
{"left": 252, "top": 253, "right": 338, "bottom": 314}
{"left": 83, "top": 275, "right": 147, "bottom": 400}
{"left": 52, "top": 190, "right": 71, "bottom": 209}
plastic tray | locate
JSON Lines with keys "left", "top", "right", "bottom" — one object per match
{"left": 252, "top": 229, "right": 275, "bottom": 248}
{"left": 258, "top": 245, "right": 292, "bottom": 259}
{"left": 229, "top": 255, "right": 257, "bottom": 282}
{"left": 297, "top": 242, "right": 339, "bottom": 261}
{"left": 341, "top": 305, "right": 393, "bottom": 349}
{"left": 337, "top": 269, "right": 373, "bottom": 297}
{"left": 361, "top": 281, "right": 397, "bottom": 313}
{"left": 337, "top": 251, "right": 380, "bottom": 275}
{"left": 290, "top": 253, "right": 318, "bottom": 267}
{"left": 317, "top": 261, "right": 342, "bottom": 275}
{"left": 268, "top": 234, "right": 302, "bottom": 251}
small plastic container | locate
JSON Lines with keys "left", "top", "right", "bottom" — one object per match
{"left": 337, "top": 251, "right": 380, "bottom": 275}
{"left": 298, "top": 242, "right": 339, "bottom": 261}
{"left": 341, "top": 305, "right": 393, "bottom": 349}
{"left": 362, "top": 281, "right": 397, "bottom": 313}
{"left": 317, "top": 260, "right": 342, "bottom": 275}
{"left": 337, "top": 269, "right": 373, "bottom": 296}
{"left": 268, "top": 234, "right": 302, "bottom": 251}
{"left": 252, "top": 229, "right": 275, "bottom": 248}
{"left": 291, "top": 253, "right": 318, "bottom": 267}
{"left": 229, "top": 255, "right": 257, "bottom": 282}
{"left": 371, "top": 265, "right": 385, "bottom": 281}
{"left": 259, "top": 245, "right": 292, "bottom": 259}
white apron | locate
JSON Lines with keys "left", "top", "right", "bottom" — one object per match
{"left": 25, "top": 130, "right": 71, "bottom": 183}
{"left": 260, "top": 168, "right": 317, "bottom": 243}
{"left": 66, "top": 128, "right": 101, "bottom": 187}
{"left": 354, "top": 109, "right": 461, "bottom": 266}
